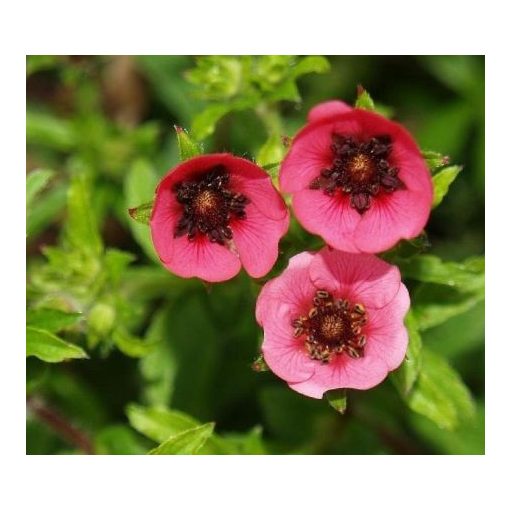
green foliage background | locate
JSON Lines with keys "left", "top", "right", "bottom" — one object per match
{"left": 26, "top": 55, "right": 484, "bottom": 455}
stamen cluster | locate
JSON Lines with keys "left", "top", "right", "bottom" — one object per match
{"left": 173, "top": 165, "right": 250, "bottom": 244}
{"left": 291, "top": 289, "right": 368, "bottom": 364}
{"left": 310, "top": 134, "right": 405, "bottom": 213}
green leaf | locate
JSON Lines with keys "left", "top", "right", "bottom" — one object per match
{"left": 27, "top": 169, "right": 55, "bottom": 209}
{"left": 291, "top": 56, "right": 330, "bottom": 78}
{"left": 410, "top": 403, "right": 484, "bottom": 454}
{"left": 175, "top": 125, "right": 202, "bottom": 160}
{"left": 139, "top": 309, "right": 178, "bottom": 406}
{"left": 392, "top": 310, "right": 423, "bottom": 396}
{"left": 222, "top": 426, "right": 267, "bottom": 455}
{"left": 421, "top": 150, "right": 451, "bottom": 174}
{"left": 128, "top": 201, "right": 153, "bottom": 225}
{"left": 251, "top": 354, "right": 270, "bottom": 373}
{"left": 432, "top": 165, "right": 463, "bottom": 207}
{"left": 65, "top": 173, "right": 103, "bottom": 256}
{"left": 124, "top": 159, "right": 158, "bottom": 261}
{"left": 405, "top": 348, "right": 475, "bottom": 430}
{"left": 355, "top": 86, "right": 375, "bottom": 111}
{"left": 126, "top": 404, "right": 199, "bottom": 443}
{"left": 256, "top": 134, "right": 286, "bottom": 178}
{"left": 112, "top": 329, "right": 157, "bottom": 358}
{"left": 27, "top": 110, "right": 76, "bottom": 151}
{"left": 413, "top": 284, "right": 484, "bottom": 331}
{"left": 27, "top": 308, "right": 82, "bottom": 333}
{"left": 148, "top": 423, "right": 214, "bottom": 455}
{"left": 326, "top": 389, "right": 348, "bottom": 414}
{"left": 95, "top": 425, "right": 148, "bottom": 455}
{"left": 26, "top": 183, "right": 67, "bottom": 238}
{"left": 191, "top": 103, "right": 231, "bottom": 140}
{"left": 397, "top": 255, "right": 484, "bottom": 292}
{"left": 26, "top": 326, "right": 88, "bottom": 363}
{"left": 104, "top": 249, "right": 136, "bottom": 285}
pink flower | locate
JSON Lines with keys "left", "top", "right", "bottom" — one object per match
{"left": 150, "top": 153, "right": 289, "bottom": 282}
{"left": 256, "top": 248, "right": 410, "bottom": 398}
{"left": 279, "top": 101, "right": 433, "bottom": 253}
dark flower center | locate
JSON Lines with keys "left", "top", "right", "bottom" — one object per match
{"left": 173, "top": 165, "right": 250, "bottom": 244}
{"left": 309, "top": 134, "right": 405, "bottom": 214}
{"left": 292, "top": 290, "right": 368, "bottom": 363}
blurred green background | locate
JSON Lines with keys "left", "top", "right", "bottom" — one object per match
{"left": 26, "top": 55, "right": 484, "bottom": 455}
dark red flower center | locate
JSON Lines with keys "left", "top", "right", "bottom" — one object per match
{"left": 292, "top": 290, "right": 368, "bottom": 363}
{"left": 309, "top": 134, "right": 405, "bottom": 214}
{"left": 173, "top": 165, "right": 250, "bottom": 244}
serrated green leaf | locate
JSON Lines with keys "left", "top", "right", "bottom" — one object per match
{"left": 128, "top": 202, "right": 153, "bottom": 225}
{"left": 66, "top": 173, "right": 103, "bottom": 256}
{"left": 397, "top": 255, "right": 484, "bottom": 292}
{"left": 267, "top": 79, "right": 301, "bottom": 102}
{"left": 124, "top": 159, "right": 158, "bottom": 261}
{"left": 291, "top": 56, "right": 330, "bottom": 78}
{"left": 432, "top": 165, "right": 463, "bottom": 207}
{"left": 405, "top": 348, "right": 475, "bottom": 430}
{"left": 421, "top": 149, "right": 451, "bottom": 173}
{"left": 413, "top": 284, "right": 484, "bottom": 331}
{"left": 104, "top": 249, "right": 136, "bottom": 284}
{"left": 175, "top": 125, "right": 202, "bottom": 160}
{"left": 27, "top": 308, "right": 82, "bottom": 333}
{"left": 126, "top": 404, "right": 199, "bottom": 443}
{"left": 26, "top": 326, "right": 88, "bottom": 362}
{"left": 148, "top": 423, "right": 214, "bottom": 455}
{"left": 392, "top": 310, "right": 423, "bottom": 395}
{"left": 27, "top": 169, "right": 55, "bottom": 209}
{"left": 191, "top": 103, "right": 231, "bottom": 140}
{"left": 326, "top": 389, "right": 347, "bottom": 414}
{"left": 355, "top": 86, "right": 375, "bottom": 111}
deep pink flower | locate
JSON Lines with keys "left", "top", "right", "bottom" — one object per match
{"left": 256, "top": 248, "right": 410, "bottom": 398}
{"left": 279, "top": 101, "right": 433, "bottom": 253}
{"left": 150, "top": 153, "right": 289, "bottom": 282}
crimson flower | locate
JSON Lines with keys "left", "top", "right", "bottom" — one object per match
{"left": 256, "top": 248, "right": 409, "bottom": 398}
{"left": 279, "top": 101, "right": 433, "bottom": 253}
{"left": 150, "top": 154, "right": 289, "bottom": 282}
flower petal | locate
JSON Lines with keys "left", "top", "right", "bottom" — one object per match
{"left": 159, "top": 234, "right": 241, "bottom": 282}
{"left": 310, "top": 247, "right": 401, "bottom": 309}
{"left": 255, "top": 251, "right": 315, "bottom": 326}
{"left": 261, "top": 306, "right": 316, "bottom": 384}
{"left": 231, "top": 203, "right": 289, "bottom": 279}
{"left": 364, "top": 283, "right": 410, "bottom": 371}
{"left": 308, "top": 100, "right": 352, "bottom": 123}
{"left": 228, "top": 157, "right": 288, "bottom": 220}
{"left": 292, "top": 189, "right": 361, "bottom": 253}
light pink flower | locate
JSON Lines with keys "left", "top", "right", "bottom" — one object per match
{"left": 279, "top": 101, "right": 433, "bottom": 253}
{"left": 256, "top": 247, "right": 410, "bottom": 398}
{"left": 150, "top": 153, "right": 289, "bottom": 282}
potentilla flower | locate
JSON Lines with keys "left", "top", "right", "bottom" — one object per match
{"left": 150, "top": 154, "right": 289, "bottom": 282}
{"left": 256, "top": 248, "right": 410, "bottom": 398}
{"left": 279, "top": 101, "right": 433, "bottom": 253}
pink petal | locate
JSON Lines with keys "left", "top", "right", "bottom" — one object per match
{"left": 150, "top": 187, "right": 181, "bottom": 264}
{"left": 310, "top": 247, "right": 401, "bottom": 309}
{"left": 231, "top": 203, "right": 289, "bottom": 278}
{"left": 364, "top": 284, "right": 410, "bottom": 371}
{"left": 261, "top": 306, "right": 316, "bottom": 384}
{"left": 228, "top": 156, "right": 288, "bottom": 220}
{"left": 279, "top": 123, "right": 334, "bottom": 193}
{"left": 354, "top": 188, "right": 431, "bottom": 253}
{"left": 308, "top": 100, "right": 352, "bottom": 123}
{"left": 289, "top": 353, "right": 389, "bottom": 398}
{"left": 292, "top": 189, "right": 361, "bottom": 253}
{"left": 255, "top": 251, "right": 316, "bottom": 326}
{"left": 160, "top": 234, "right": 241, "bottom": 282}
